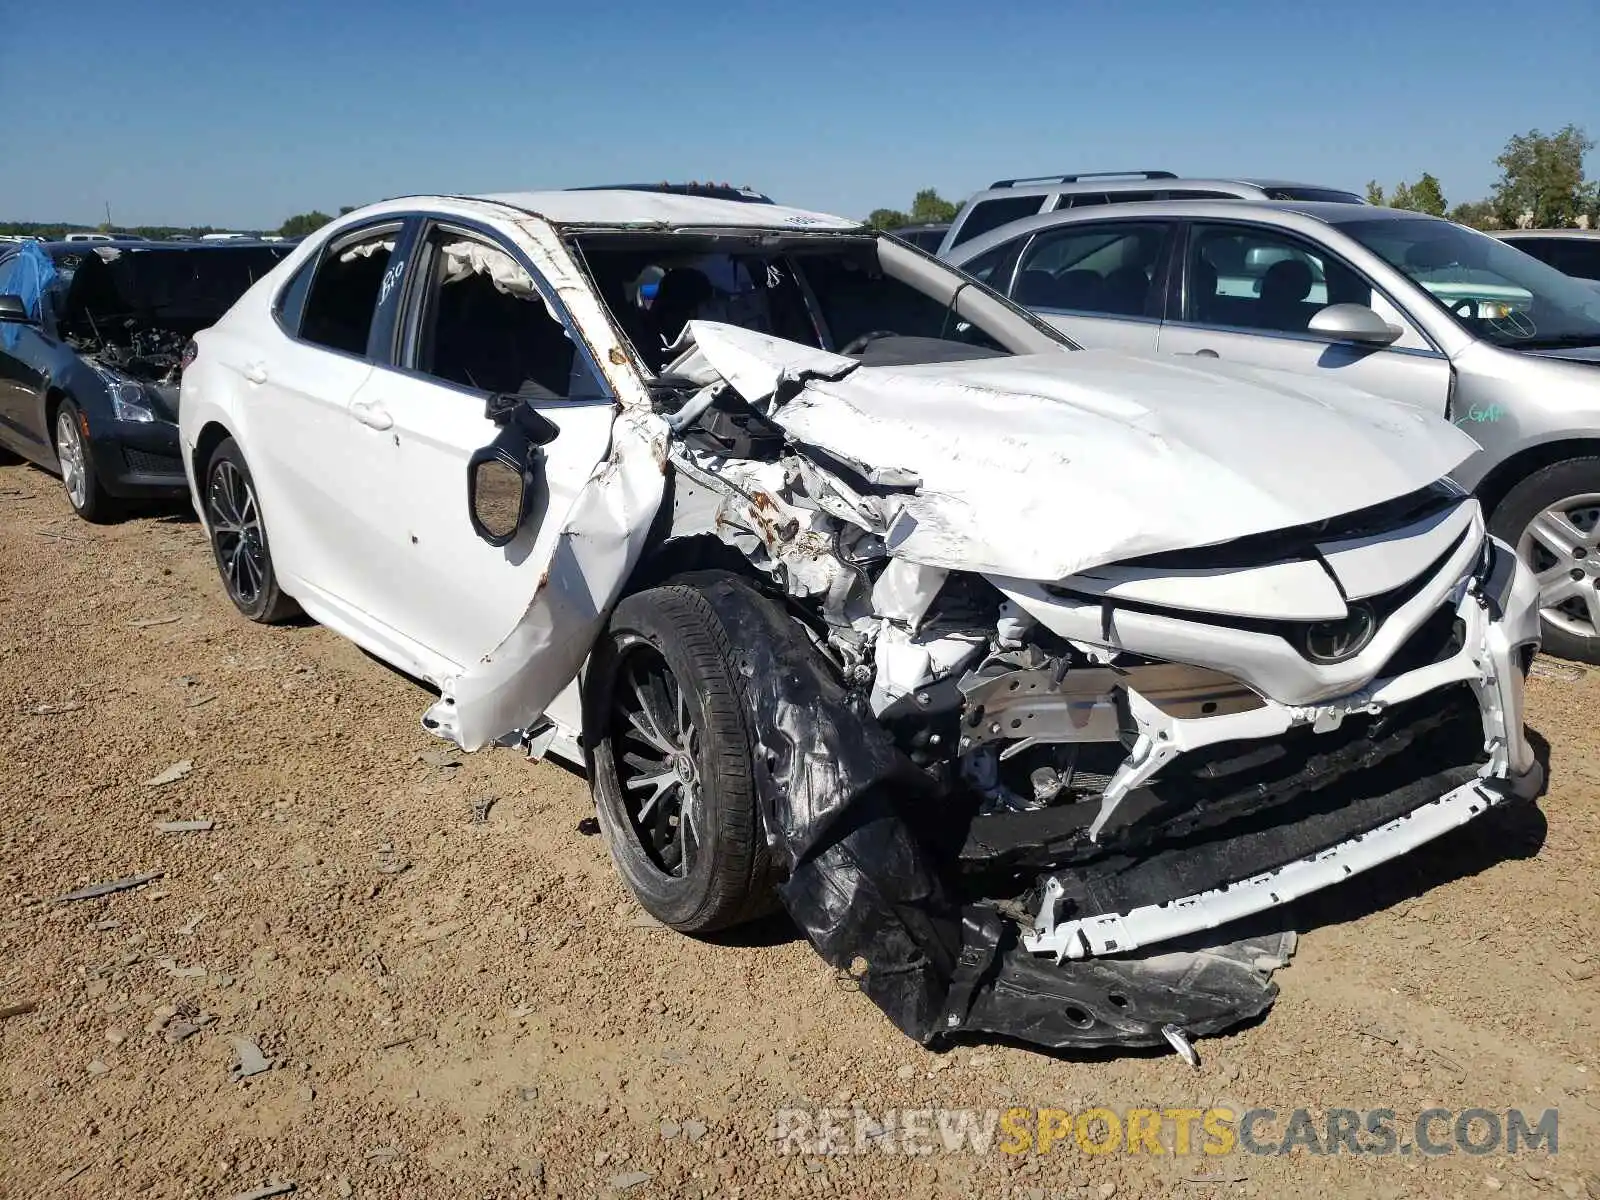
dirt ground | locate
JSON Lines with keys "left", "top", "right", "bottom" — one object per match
{"left": 1, "top": 457, "right": 1597, "bottom": 1200}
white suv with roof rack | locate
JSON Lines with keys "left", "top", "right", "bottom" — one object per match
{"left": 937, "top": 170, "right": 1365, "bottom": 256}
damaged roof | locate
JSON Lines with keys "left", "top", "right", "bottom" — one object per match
{"left": 469, "top": 189, "right": 863, "bottom": 231}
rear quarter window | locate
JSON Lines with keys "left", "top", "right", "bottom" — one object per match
{"left": 273, "top": 258, "right": 316, "bottom": 334}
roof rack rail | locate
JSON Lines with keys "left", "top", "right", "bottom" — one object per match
{"left": 987, "top": 170, "right": 1179, "bottom": 189}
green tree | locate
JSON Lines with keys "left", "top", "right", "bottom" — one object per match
{"left": 1448, "top": 199, "right": 1498, "bottom": 230}
{"left": 908, "top": 188, "right": 959, "bottom": 225}
{"left": 1364, "top": 180, "right": 1386, "bottom": 206}
{"left": 279, "top": 210, "right": 334, "bottom": 238}
{"left": 866, "top": 207, "right": 911, "bottom": 231}
{"left": 1388, "top": 180, "right": 1416, "bottom": 211}
{"left": 338, "top": 206, "right": 356, "bottom": 216}
{"left": 1408, "top": 172, "right": 1447, "bottom": 216}
{"left": 1492, "top": 125, "right": 1594, "bottom": 228}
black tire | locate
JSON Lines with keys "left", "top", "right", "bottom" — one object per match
{"left": 203, "top": 438, "right": 299, "bottom": 624}
{"left": 586, "top": 580, "right": 778, "bottom": 933}
{"left": 1488, "top": 456, "right": 1600, "bottom": 665}
{"left": 53, "top": 399, "right": 119, "bottom": 523}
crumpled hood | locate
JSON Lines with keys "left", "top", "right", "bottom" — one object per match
{"left": 687, "top": 322, "right": 1479, "bottom": 580}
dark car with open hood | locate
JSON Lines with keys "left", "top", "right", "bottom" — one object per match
{"left": 0, "top": 239, "right": 289, "bottom": 520}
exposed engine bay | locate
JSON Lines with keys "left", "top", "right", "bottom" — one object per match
{"left": 590, "top": 319, "right": 1546, "bottom": 1050}
{"left": 58, "top": 243, "right": 288, "bottom": 384}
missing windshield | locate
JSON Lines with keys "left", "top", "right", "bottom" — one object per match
{"left": 567, "top": 232, "right": 1020, "bottom": 373}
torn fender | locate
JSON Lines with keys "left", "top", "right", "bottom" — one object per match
{"left": 427, "top": 410, "right": 669, "bottom": 750}
{"left": 687, "top": 322, "right": 1480, "bottom": 581}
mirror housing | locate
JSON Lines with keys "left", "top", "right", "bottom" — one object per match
{"left": 467, "top": 398, "right": 560, "bottom": 546}
{"left": 485, "top": 392, "right": 561, "bottom": 446}
{"left": 1308, "top": 303, "right": 1403, "bottom": 346}
{"left": 0, "top": 294, "right": 35, "bottom": 324}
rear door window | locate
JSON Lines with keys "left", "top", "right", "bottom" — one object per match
{"left": 298, "top": 226, "right": 404, "bottom": 357}
{"left": 1010, "top": 221, "right": 1176, "bottom": 317}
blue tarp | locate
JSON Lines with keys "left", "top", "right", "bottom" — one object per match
{"left": 1, "top": 240, "right": 55, "bottom": 351}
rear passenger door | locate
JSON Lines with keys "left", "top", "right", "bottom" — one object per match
{"left": 992, "top": 219, "right": 1177, "bottom": 353}
{"left": 1158, "top": 220, "right": 1451, "bottom": 412}
{"left": 246, "top": 219, "right": 415, "bottom": 610}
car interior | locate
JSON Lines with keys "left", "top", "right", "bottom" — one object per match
{"left": 1013, "top": 226, "right": 1170, "bottom": 317}
{"left": 1187, "top": 230, "right": 1368, "bottom": 332}
{"left": 415, "top": 237, "right": 593, "bottom": 400}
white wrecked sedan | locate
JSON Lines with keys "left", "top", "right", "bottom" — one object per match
{"left": 178, "top": 190, "right": 1544, "bottom": 1052}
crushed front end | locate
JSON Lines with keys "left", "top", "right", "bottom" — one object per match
{"left": 645, "top": 321, "right": 1545, "bottom": 1052}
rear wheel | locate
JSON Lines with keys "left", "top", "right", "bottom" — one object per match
{"left": 586, "top": 581, "right": 777, "bottom": 933}
{"left": 204, "top": 438, "right": 299, "bottom": 623}
{"left": 1489, "top": 457, "right": 1600, "bottom": 665}
{"left": 54, "top": 400, "right": 118, "bottom": 523}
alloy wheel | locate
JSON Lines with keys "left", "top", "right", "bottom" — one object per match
{"left": 609, "top": 642, "right": 702, "bottom": 877}
{"left": 207, "top": 460, "right": 269, "bottom": 608}
{"left": 1518, "top": 492, "right": 1600, "bottom": 641}
{"left": 55, "top": 410, "right": 89, "bottom": 511}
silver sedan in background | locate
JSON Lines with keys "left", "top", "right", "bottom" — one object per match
{"left": 948, "top": 201, "right": 1600, "bottom": 662}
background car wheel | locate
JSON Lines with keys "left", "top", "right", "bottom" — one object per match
{"left": 1489, "top": 456, "right": 1600, "bottom": 665}
{"left": 586, "top": 581, "right": 778, "bottom": 934}
{"left": 53, "top": 400, "right": 118, "bottom": 523}
{"left": 205, "top": 438, "right": 299, "bottom": 624}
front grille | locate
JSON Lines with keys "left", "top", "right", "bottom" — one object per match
{"left": 123, "top": 448, "right": 184, "bottom": 476}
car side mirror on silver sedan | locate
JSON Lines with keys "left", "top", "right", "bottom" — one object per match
{"left": 1307, "top": 303, "right": 1403, "bottom": 347}
{"left": 0, "top": 293, "right": 36, "bottom": 324}
{"left": 467, "top": 395, "right": 561, "bottom": 547}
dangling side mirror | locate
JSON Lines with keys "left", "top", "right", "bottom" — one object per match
{"left": 466, "top": 396, "right": 562, "bottom": 547}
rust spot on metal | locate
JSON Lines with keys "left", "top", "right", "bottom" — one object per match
{"left": 609, "top": 346, "right": 628, "bottom": 366}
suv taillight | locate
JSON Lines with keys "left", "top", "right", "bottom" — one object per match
{"left": 180, "top": 340, "right": 198, "bottom": 371}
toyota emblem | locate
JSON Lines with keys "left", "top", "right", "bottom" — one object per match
{"left": 1302, "top": 603, "right": 1378, "bottom": 664}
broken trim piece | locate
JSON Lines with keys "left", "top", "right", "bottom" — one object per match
{"left": 1024, "top": 773, "right": 1528, "bottom": 962}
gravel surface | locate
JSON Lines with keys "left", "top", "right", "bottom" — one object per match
{"left": 2, "top": 458, "right": 1597, "bottom": 1199}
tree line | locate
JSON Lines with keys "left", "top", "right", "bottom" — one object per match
{"left": 7, "top": 126, "right": 1594, "bottom": 241}
{"left": 866, "top": 125, "right": 1598, "bottom": 233}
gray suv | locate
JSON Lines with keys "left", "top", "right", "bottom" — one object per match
{"left": 946, "top": 199, "right": 1600, "bottom": 662}
{"left": 938, "top": 170, "right": 1364, "bottom": 256}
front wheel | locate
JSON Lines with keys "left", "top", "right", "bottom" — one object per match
{"left": 204, "top": 438, "right": 299, "bottom": 623}
{"left": 585, "top": 581, "right": 777, "bottom": 933}
{"left": 54, "top": 400, "right": 118, "bottom": 523}
{"left": 1489, "top": 456, "right": 1600, "bottom": 665}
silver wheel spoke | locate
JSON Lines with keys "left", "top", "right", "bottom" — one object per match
{"left": 1537, "top": 572, "right": 1583, "bottom": 608}
{"left": 611, "top": 647, "right": 704, "bottom": 879}
{"left": 1583, "top": 588, "right": 1600, "bottom": 636}
{"left": 1528, "top": 510, "right": 1584, "bottom": 562}
{"left": 626, "top": 772, "right": 678, "bottom": 822}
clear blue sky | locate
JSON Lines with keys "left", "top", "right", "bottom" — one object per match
{"left": 2, "top": 0, "right": 1595, "bottom": 229}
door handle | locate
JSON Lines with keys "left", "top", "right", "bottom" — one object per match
{"left": 351, "top": 401, "right": 394, "bottom": 431}
{"left": 243, "top": 361, "right": 268, "bottom": 384}
{"left": 1194, "top": 349, "right": 1220, "bottom": 359}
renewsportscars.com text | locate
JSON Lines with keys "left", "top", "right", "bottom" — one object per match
{"left": 771, "top": 1106, "right": 1560, "bottom": 1158}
